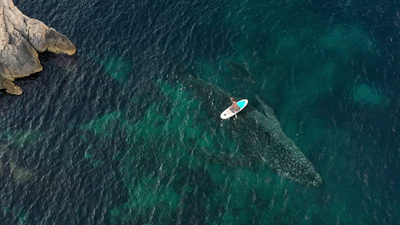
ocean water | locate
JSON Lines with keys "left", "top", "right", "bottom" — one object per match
{"left": 1, "top": 0, "right": 400, "bottom": 224}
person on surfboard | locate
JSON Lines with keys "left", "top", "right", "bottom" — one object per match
{"left": 230, "top": 98, "right": 240, "bottom": 112}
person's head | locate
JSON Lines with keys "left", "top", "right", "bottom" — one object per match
{"left": 230, "top": 97, "right": 236, "bottom": 102}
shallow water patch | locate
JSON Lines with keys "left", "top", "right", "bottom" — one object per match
{"left": 352, "top": 84, "right": 389, "bottom": 106}
{"left": 100, "top": 57, "right": 133, "bottom": 84}
{"left": 318, "top": 25, "right": 377, "bottom": 62}
{"left": 79, "top": 111, "right": 125, "bottom": 137}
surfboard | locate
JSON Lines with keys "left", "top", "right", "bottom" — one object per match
{"left": 220, "top": 99, "right": 248, "bottom": 119}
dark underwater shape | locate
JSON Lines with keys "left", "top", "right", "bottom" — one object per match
{"left": 175, "top": 69, "right": 322, "bottom": 187}
{"left": 224, "top": 60, "right": 256, "bottom": 83}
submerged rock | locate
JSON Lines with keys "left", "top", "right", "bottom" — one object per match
{"left": 318, "top": 25, "right": 377, "bottom": 59}
{"left": 0, "top": 144, "right": 36, "bottom": 184}
{"left": 353, "top": 84, "right": 389, "bottom": 106}
{"left": 9, "top": 161, "right": 36, "bottom": 184}
{"left": 0, "top": 0, "right": 76, "bottom": 95}
{"left": 100, "top": 57, "right": 132, "bottom": 84}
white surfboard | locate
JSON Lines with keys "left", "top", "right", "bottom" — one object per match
{"left": 220, "top": 99, "right": 248, "bottom": 119}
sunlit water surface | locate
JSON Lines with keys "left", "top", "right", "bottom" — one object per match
{"left": 1, "top": 0, "right": 400, "bottom": 224}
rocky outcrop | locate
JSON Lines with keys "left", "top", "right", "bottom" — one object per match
{"left": 0, "top": 0, "right": 76, "bottom": 95}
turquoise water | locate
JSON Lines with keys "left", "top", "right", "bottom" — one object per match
{"left": 1, "top": 0, "right": 399, "bottom": 224}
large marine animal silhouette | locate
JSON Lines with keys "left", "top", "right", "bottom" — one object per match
{"left": 174, "top": 68, "right": 322, "bottom": 187}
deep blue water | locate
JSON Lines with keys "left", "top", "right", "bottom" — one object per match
{"left": 1, "top": 0, "right": 400, "bottom": 224}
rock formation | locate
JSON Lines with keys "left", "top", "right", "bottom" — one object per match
{"left": 0, "top": 0, "right": 76, "bottom": 95}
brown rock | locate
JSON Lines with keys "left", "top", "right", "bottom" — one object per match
{"left": 0, "top": 0, "right": 76, "bottom": 95}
